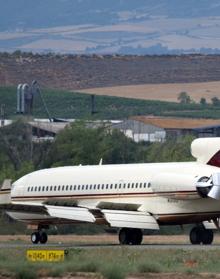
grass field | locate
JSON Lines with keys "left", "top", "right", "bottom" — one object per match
{"left": 1, "top": 86, "right": 220, "bottom": 120}
{"left": 78, "top": 81, "right": 220, "bottom": 103}
{"left": 1, "top": 235, "right": 220, "bottom": 279}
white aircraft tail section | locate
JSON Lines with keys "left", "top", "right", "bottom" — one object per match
{"left": 191, "top": 138, "right": 220, "bottom": 167}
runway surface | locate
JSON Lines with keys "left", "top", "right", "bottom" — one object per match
{"left": 1, "top": 243, "right": 220, "bottom": 250}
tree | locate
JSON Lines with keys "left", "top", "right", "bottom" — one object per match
{"left": 43, "top": 121, "right": 142, "bottom": 167}
{"left": 200, "top": 97, "right": 207, "bottom": 105}
{"left": 177, "top": 92, "right": 192, "bottom": 104}
{"left": 211, "top": 97, "right": 220, "bottom": 106}
{"left": 0, "top": 119, "right": 51, "bottom": 183}
{"left": 143, "top": 135, "right": 195, "bottom": 163}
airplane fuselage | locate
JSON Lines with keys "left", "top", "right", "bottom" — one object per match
{"left": 10, "top": 162, "right": 220, "bottom": 226}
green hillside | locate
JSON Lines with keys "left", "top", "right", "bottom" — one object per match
{"left": 1, "top": 86, "right": 220, "bottom": 119}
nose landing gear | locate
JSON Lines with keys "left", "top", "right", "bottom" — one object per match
{"left": 31, "top": 231, "right": 48, "bottom": 244}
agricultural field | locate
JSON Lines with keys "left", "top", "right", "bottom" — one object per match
{"left": 79, "top": 81, "right": 220, "bottom": 103}
{"left": 2, "top": 53, "right": 220, "bottom": 91}
{"left": 1, "top": 86, "right": 220, "bottom": 120}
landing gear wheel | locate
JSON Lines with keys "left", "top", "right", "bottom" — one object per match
{"left": 119, "top": 228, "right": 130, "bottom": 245}
{"left": 31, "top": 232, "right": 40, "bottom": 244}
{"left": 119, "top": 228, "right": 143, "bottom": 245}
{"left": 130, "top": 229, "right": 143, "bottom": 245}
{"left": 190, "top": 227, "right": 214, "bottom": 245}
{"left": 39, "top": 232, "right": 48, "bottom": 244}
{"left": 201, "top": 229, "right": 213, "bottom": 245}
{"left": 190, "top": 227, "right": 201, "bottom": 244}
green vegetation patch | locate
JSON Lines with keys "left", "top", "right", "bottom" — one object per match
{"left": 1, "top": 86, "right": 220, "bottom": 119}
{"left": 1, "top": 247, "right": 220, "bottom": 278}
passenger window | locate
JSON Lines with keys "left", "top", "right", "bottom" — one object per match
{"left": 70, "top": 185, "right": 73, "bottom": 191}
{"left": 31, "top": 187, "right": 33, "bottom": 192}
{"left": 27, "top": 187, "right": 30, "bottom": 192}
{"left": 38, "top": 187, "right": 41, "bottom": 192}
{"left": 97, "top": 184, "right": 100, "bottom": 190}
{"left": 102, "top": 184, "right": 104, "bottom": 189}
{"left": 50, "top": 186, "right": 53, "bottom": 191}
{"left": 132, "top": 183, "right": 134, "bottom": 188}
{"left": 35, "top": 186, "right": 37, "bottom": 192}
{"left": 46, "top": 186, "right": 49, "bottom": 191}
{"left": 94, "top": 184, "right": 96, "bottom": 190}
{"left": 42, "top": 186, "right": 45, "bottom": 192}
{"left": 110, "top": 184, "right": 113, "bottom": 189}
{"left": 115, "top": 184, "right": 117, "bottom": 189}
{"left": 90, "top": 185, "right": 92, "bottom": 190}
{"left": 66, "top": 185, "right": 69, "bottom": 191}
{"left": 140, "top": 183, "right": 142, "bottom": 188}
{"left": 78, "top": 185, "right": 80, "bottom": 190}
{"left": 128, "top": 183, "right": 130, "bottom": 189}
{"left": 106, "top": 184, "right": 108, "bottom": 189}
{"left": 144, "top": 183, "right": 146, "bottom": 188}
{"left": 74, "top": 185, "right": 76, "bottom": 190}
{"left": 136, "top": 183, "right": 138, "bottom": 188}
{"left": 123, "top": 183, "right": 126, "bottom": 188}
{"left": 54, "top": 186, "right": 57, "bottom": 191}
{"left": 82, "top": 185, "right": 84, "bottom": 190}
{"left": 62, "top": 185, "right": 65, "bottom": 191}
{"left": 86, "top": 185, "right": 88, "bottom": 190}
{"left": 119, "top": 184, "right": 121, "bottom": 189}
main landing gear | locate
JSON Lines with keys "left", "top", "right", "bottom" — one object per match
{"left": 190, "top": 226, "right": 214, "bottom": 245}
{"left": 31, "top": 231, "right": 48, "bottom": 244}
{"left": 119, "top": 228, "right": 143, "bottom": 245}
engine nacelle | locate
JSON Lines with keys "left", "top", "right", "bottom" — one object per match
{"left": 151, "top": 173, "right": 201, "bottom": 200}
{"left": 196, "top": 176, "right": 212, "bottom": 198}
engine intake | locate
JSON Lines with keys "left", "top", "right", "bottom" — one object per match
{"left": 196, "top": 176, "right": 212, "bottom": 198}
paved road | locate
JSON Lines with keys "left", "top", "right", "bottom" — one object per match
{"left": 1, "top": 243, "right": 220, "bottom": 250}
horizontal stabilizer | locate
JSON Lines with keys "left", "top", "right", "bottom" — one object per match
{"left": 101, "top": 209, "right": 159, "bottom": 230}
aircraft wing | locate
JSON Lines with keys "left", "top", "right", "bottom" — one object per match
{"left": 101, "top": 209, "right": 159, "bottom": 230}
{"left": 45, "top": 205, "right": 96, "bottom": 223}
{"left": 0, "top": 201, "right": 159, "bottom": 230}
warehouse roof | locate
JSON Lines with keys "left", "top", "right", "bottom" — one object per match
{"left": 29, "top": 121, "right": 69, "bottom": 134}
{"left": 132, "top": 116, "right": 220, "bottom": 129}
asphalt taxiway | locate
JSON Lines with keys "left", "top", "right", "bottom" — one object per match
{"left": 1, "top": 243, "right": 220, "bottom": 250}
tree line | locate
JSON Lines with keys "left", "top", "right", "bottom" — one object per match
{"left": 0, "top": 119, "right": 195, "bottom": 184}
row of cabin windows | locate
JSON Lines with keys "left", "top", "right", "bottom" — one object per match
{"left": 27, "top": 182, "right": 151, "bottom": 192}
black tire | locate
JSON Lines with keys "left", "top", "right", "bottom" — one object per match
{"left": 190, "top": 227, "right": 201, "bottom": 244}
{"left": 119, "top": 228, "right": 129, "bottom": 245}
{"left": 130, "top": 229, "right": 143, "bottom": 245}
{"left": 39, "top": 232, "right": 48, "bottom": 244}
{"left": 201, "top": 229, "right": 214, "bottom": 245}
{"left": 31, "top": 232, "right": 40, "bottom": 244}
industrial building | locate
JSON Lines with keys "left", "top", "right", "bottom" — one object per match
{"left": 2, "top": 117, "right": 220, "bottom": 143}
{"left": 132, "top": 116, "right": 220, "bottom": 139}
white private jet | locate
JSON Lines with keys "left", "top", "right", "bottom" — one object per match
{"left": 1, "top": 137, "right": 220, "bottom": 245}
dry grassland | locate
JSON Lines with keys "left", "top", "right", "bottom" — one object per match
{"left": 78, "top": 81, "right": 220, "bottom": 103}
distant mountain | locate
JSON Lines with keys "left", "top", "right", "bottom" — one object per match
{"left": 1, "top": 0, "right": 220, "bottom": 54}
